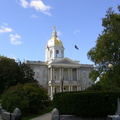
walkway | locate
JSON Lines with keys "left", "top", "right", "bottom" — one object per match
{"left": 30, "top": 112, "right": 52, "bottom": 120}
{"left": 0, "top": 115, "right": 2, "bottom": 120}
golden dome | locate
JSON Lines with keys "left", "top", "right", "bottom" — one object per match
{"left": 47, "top": 27, "right": 63, "bottom": 47}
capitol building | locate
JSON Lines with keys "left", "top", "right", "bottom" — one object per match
{"left": 26, "top": 27, "right": 93, "bottom": 98}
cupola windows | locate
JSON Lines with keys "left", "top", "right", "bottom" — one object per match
{"left": 56, "top": 50, "right": 59, "bottom": 57}
{"left": 45, "top": 27, "right": 64, "bottom": 61}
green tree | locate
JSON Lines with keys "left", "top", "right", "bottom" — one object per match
{"left": 23, "top": 83, "right": 49, "bottom": 113}
{"left": 87, "top": 6, "right": 120, "bottom": 89}
{"left": 18, "top": 61, "right": 35, "bottom": 84}
{"left": 0, "top": 56, "right": 35, "bottom": 96}
{"left": 1, "top": 84, "right": 29, "bottom": 113}
{"left": 1, "top": 83, "right": 49, "bottom": 115}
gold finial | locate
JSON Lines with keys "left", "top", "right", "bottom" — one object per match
{"left": 53, "top": 26, "right": 56, "bottom": 31}
{"left": 52, "top": 26, "right": 57, "bottom": 37}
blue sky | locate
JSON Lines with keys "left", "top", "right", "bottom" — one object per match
{"left": 0, "top": 0, "right": 119, "bottom": 64}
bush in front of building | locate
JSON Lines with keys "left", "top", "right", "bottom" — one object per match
{"left": 1, "top": 83, "right": 50, "bottom": 115}
{"left": 53, "top": 91, "right": 119, "bottom": 118}
{"left": 1, "top": 84, "right": 29, "bottom": 114}
{"left": 23, "top": 83, "right": 49, "bottom": 114}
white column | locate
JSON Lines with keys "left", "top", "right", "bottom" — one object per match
{"left": 51, "top": 86, "right": 53, "bottom": 97}
{"left": 68, "top": 69, "right": 70, "bottom": 81}
{"left": 62, "top": 68, "right": 63, "bottom": 78}
{"left": 53, "top": 68, "right": 54, "bottom": 80}
{"left": 78, "top": 68, "right": 79, "bottom": 80}
{"left": 77, "top": 68, "right": 78, "bottom": 81}
{"left": 69, "top": 86, "right": 71, "bottom": 91}
{"left": 71, "top": 69, "right": 73, "bottom": 81}
{"left": 48, "top": 68, "right": 50, "bottom": 81}
{"left": 59, "top": 68, "right": 61, "bottom": 81}
{"left": 71, "top": 86, "right": 73, "bottom": 91}
{"left": 60, "top": 85, "right": 62, "bottom": 92}
{"left": 53, "top": 86, "right": 55, "bottom": 93}
{"left": 50, "top": 68, "right": 53, "bottom": 81}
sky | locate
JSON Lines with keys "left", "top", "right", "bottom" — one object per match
{"left": 0, "top": 0, "right": 120, "bottom": 64}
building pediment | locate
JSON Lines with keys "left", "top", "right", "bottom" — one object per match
{"left": 54, "top": 58, "right": 79, "bottom": 64}
{"left": 48, "top": 58, "right": 80, "bottom": 68}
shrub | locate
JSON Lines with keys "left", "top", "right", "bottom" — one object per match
{"left": 1, "top": 83, "right": 49, "bottom": 115}
{"left": 53, "top": 91, "right": 119, "bottom": 118}
{"left": 1, "top": 84, "right": 29, "bottom": 113}
{"left": 23, "top": 83, "right": 49, "bottom": 113}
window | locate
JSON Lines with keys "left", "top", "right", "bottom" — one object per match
{"left": 56, "top": 50, "right": 59, "bottom": 57}
{"left": 73, "top": 69, "right": 77, "bottom": 80}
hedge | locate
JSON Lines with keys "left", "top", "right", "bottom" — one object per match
{"left": 53, "top": 91, "right": 119, "bottom": 118}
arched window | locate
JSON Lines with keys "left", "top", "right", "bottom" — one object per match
{"left": 56, "top": 50, "right": 59, "bottom": 57}
{"left": 50, "top": 50, "right": 53, "bottom": 58}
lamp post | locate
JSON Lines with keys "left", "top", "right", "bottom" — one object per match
{"left": 108, "top": 63, "right": 113, "bottom": 90}
{"left": 61, "top": 77, "right": 64, "bottom": 92}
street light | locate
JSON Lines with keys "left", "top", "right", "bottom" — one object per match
{"left": 108, "top": 63, "right": 113, "bottom": 90}
{"left": 61, "top": 77, "right": 64, "bottom": 92}
{"left": 108, "top": 63, "right": 113, "bottom": 70}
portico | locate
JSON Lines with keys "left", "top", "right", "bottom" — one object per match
{"left": 47, "top": 58, "right": 81, "bottom": 98}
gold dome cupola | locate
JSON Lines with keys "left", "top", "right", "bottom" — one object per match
{"left": 45, "top": 27, "right": 64, "bottom": 62}
{"left": 47, "top": 27, "right": 63, "bottom": 47}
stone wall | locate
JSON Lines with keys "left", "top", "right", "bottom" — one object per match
{"left": 51, "top": 106, "right": 120, "bottom": 120}
{"left": 0, "top": 107, "right": 22, "bottom": 120}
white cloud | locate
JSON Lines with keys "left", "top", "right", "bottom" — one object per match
{"left": 10, "top": 34, "right": 22, "bottom": 45}
{"left": 18, "top": 0, "right": 52, "bottom": 16}
{"left": 19, "top": 0, "right": 29, "bottom": 8}
{"left": 0, "top": 25, "right": 13, "bottom": 33}
{"left": 30, "top": 0, "right": 52, "bottom": 16}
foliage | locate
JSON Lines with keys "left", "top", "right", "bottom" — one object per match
{"left": 23, "top": 83, "right": 49, "bottom": 113}
{"left": 89, "top": 70, "right": 100, "bottom": 82}
{"left": 86, "top": 82, "right": 103, "bottom": 91}
{"left": 1, "top": 84, "right": 29, "bottom": 113}
{"left": 0, "top": 55, "right": 35, "bottom": 96}
{"left": 87, "top": 6, "right": 120, "bottom": 88}
{"left": 53, "top": 91, "right": 119, "bottom": 118}
{"left": 1, "top": 83, "right": 50, "bottom": 115}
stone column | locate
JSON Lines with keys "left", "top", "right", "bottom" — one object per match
{"left": 48, "top": 68, "right": 50, "bottom": 82}
{"left": 71, "top": 69, "right": 73, "bottom": 81}
{"left": 60, "top": 85, "right": 62, "bottom": 92}
{"left": 69, "top": 86, "right": 71, "bottom": 91}
{"left": 77, "top": 68, "right": 79, "bottom": 81}
{"left": 78, "top": 68, "right": 80, "bottom": 80}
{"left": 53, "top": 86, "right": 55, "bottom": 93}
{"left": 59, "top": 68, "right": 61, "bottom": 81}
{"left": 68, "top": 69, "right": 70, "bottom": 81}
{"left": 62, "top": 68, "right": 63, "bottom": 78}
{"left": 51, "top": 86, "right": 53, "bottom": 97}
{"left": 68, "top": 68, "right": 70, "bottom": 81}
{"left": 50, "top": 68, "right": 53, "bottom": 81}
{"left": 71, "top": 86, "right": 73, "bottom": 91}
{"left": 53, "top": 68, "right": 54, "bottom": 80}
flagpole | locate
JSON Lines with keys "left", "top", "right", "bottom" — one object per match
{"left": 74, "top": 48, "right": 76, "bottom": 61}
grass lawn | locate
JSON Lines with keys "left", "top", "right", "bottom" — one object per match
{"left": 22, "top": 107, "right": 53, "bottom": 120}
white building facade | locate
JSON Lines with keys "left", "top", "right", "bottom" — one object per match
{"left": 26, "top": 27, "right": 93, "bottom": 99}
